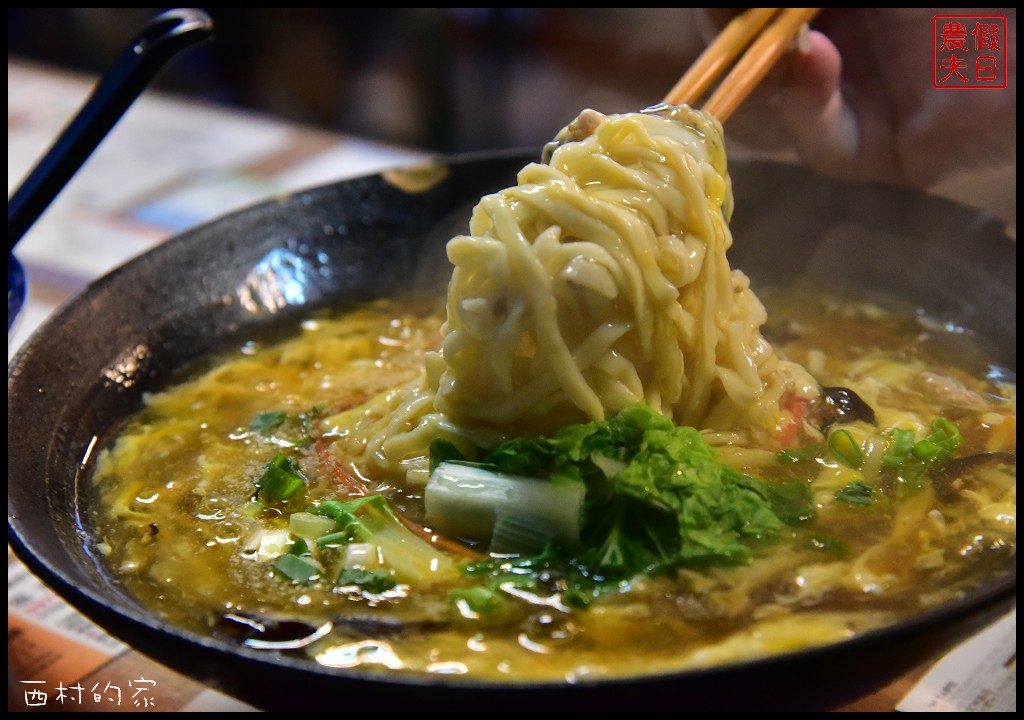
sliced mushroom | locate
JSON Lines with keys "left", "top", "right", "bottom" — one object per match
{"left": 929, "top": 452, "right": 1016, "bottom": 503}
{"left": 817, "top": 386, "right": 876, "bottom": 429}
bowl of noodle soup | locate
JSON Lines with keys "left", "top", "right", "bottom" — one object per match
{"left": 7, "top": 106, "right": 1016, "bottom": 711}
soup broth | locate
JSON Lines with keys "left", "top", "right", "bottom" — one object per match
{"left": 91, "top": 293, "right": 1016, "bottom": 681}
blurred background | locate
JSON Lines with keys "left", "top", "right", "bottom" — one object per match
{"left": 8, "top": 7, "right": 708, "bottom": 154}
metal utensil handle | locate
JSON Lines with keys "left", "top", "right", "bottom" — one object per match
{"left": 7, "top": 8, "right": 214, "bottom": 250}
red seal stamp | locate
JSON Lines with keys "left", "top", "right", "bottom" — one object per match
{"left": 933, "top": 15, "right": 1007, "bottom": 89}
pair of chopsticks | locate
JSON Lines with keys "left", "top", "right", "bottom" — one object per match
{"left": 664, "top": 8, "right": 821, "bottom": 122}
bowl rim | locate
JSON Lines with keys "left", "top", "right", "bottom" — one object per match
{"left": 7, "top": 150, "right": 1017, "bottom": 707}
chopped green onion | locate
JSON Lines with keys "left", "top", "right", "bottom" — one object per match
{"left": 287, "top": 537, "right": 309, "bottom": 556}
{"left": 256, "top": 454, "right": 306, "bottom": 502}
{"left": 828, "top": 429, "right": 864, "bottom": 469}
{"left": 311, "top": 497, "right": 376, "bottom": 525}
{"left": 272, "top": 553, "right": 321, "bottom": 583}
{"left": 912, "top": 439, "right": 945, "bottom": 462}
{"left": 289, "top": 511, "right": 337, "bottom": 540}
{"left": 314, "top": 495, "right": 457, "bottom": 584}
{"left": 241, "top": 500, "right": 265, "bottom": 518}
{"left": 883, "top": 419, "right": 962, "bottom": 468}
{"left": 912, "top": 418, "right": 961, "bottom": 463}
{"left": 882, "top": 427, "right": 916, "bottom": 467}
{"left": 255, "top": 529, "right": 292, "bottom": 560}
{"left": 315, "top": 531, "right": 350, "bottom": 548}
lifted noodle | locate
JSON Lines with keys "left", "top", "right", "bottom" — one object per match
{"left": 367, "top": 104, "right": 815, "bottom": 475}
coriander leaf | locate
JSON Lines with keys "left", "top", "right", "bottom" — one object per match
{"left": 429, "top": 438, "right": 470, "bottom": 473}
{"left": 456, "top": 403, "right": 789, "bottom": 590}
{"left": 835, "top": 480, "right": 878, "bottom": 506}
{"left": 336, "top": 568, "right": 396, "bottom": 594}
{"left": 293, "top": 407, "right": 325, "bottom": 448}
{"left": 777, "top": 446, "right": 820, "bottom": 464}
{"left": 762, "top": 480, "right": 815, "bottom": 525}
{"left": 249, "top": 411, "right": 287, "bottom": 436}
{"left": 804, "top": 534, "right": 847, "bottom": 557}
{"left": 449, "top": 586, "right": 504, "bottom": 615}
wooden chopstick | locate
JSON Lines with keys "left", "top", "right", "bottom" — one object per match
{"left": 664, "top": 8, "right": 821, "bottom": 122}
{"left": 663, "top": 9, "right": 780, "bottom": 108}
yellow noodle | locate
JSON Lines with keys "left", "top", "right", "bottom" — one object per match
{"left": 367, "top": 104, "right": 814, "bottom": 474}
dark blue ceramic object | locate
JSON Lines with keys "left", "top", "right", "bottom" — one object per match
{"left": 7, "top": 9, "right": 212, "bottom": 333}
{"left": 8, "top": 253, "right": 26, "bottom": 333}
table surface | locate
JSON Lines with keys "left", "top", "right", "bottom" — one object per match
{"left": 7, "top": 59, "right": 1015, "bottom": 713}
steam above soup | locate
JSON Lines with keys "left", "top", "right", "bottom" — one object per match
{"left": 91, "top": 106, "right": 1016, "bottom": 681}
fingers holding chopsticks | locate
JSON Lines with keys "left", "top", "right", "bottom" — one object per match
{"left": 685, "top": 7, "right": 1015, "bottom": 211}
{"left": 664, "top": 8, "right": 821, "bottom": 122}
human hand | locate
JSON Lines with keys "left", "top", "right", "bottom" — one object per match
{"left": 698, "top": 8, "right": 1015, "bottom": 202}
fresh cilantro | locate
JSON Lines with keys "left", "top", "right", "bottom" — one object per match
{"left": 429, "top": 438, "right": 470, "bottom": 473}
{"left": 336, "top": 568, "right": 396, "bottom": 594}
{"left": 835, "top": 480, "right": 878, "bottom": 506}
{"left": 295, "top": 407, "right": 324, "bottom": 448}
{"left": 249, "top": 411, "right": 287, "bottom": 436}
{"left": 248, "top": 407, "right": 323, "bottom": 447}
{"left": 449, "top": 586, "right": 504, "bottom": 615}
{"left": 804, "top": 534, "right": 847, "bottom": 557}
{"left": 436, "top": 404, "right": 806, "bottom": 604}
{"left": 761, "top": 480, "right": 815, "bottom": 526}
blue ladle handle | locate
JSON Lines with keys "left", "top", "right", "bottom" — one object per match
{"left": 7, "top": 8, "right": 214, "bottom": 251}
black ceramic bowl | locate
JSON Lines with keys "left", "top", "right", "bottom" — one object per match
{"left": 8, "top": 152, "right": 1016, "bottom": 711}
